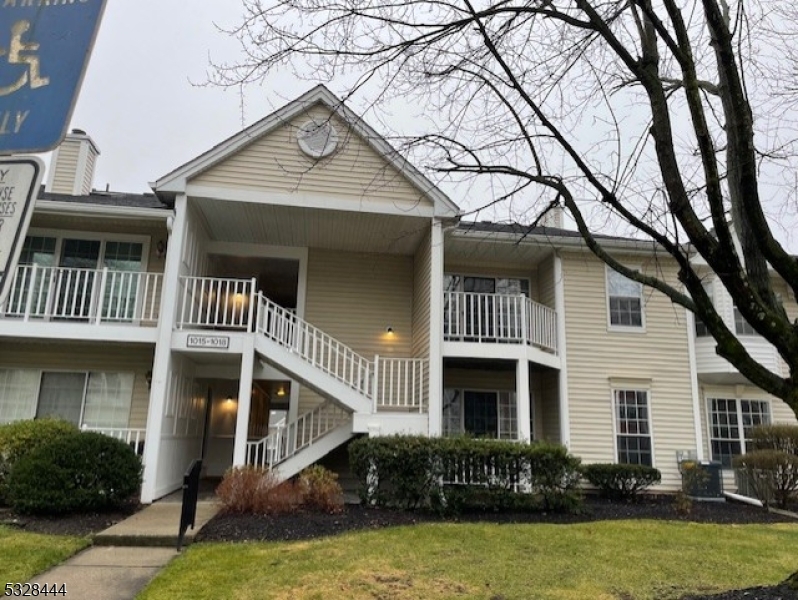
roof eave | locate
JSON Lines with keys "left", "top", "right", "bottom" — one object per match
{"left": 35, "top": 200, "right": 173, "bottom": 221}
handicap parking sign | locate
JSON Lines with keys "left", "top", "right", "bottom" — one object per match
{"left": 0, "top": 0, "right": 108, "bottom": 154}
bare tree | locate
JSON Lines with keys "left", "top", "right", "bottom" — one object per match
{"left": 214, "top": 0, "right": 798, "bottom": 415}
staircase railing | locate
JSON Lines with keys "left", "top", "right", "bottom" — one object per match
{"left": 255, "top": 293, "right": 373, "bottom": 397}
{"left": 245, "top": 401, "right": 349, "bottom": 469}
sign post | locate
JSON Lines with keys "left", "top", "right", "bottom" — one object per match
{"left": 0, "top": 0, "right": 108, "bottom": 154}
{"left": 0, "top": 156, "right": 43, "bottom": 306}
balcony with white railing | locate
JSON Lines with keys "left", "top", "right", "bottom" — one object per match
{"left": 176, "top": 276, "right": 256, "bottom": 330}
{"left": 0, "top": 264, "right": 163, "bottom": 326}
{"left": 443, "top": 292, "right": 557, "bottom": 353}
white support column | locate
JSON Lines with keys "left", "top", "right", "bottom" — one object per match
{"left": 686, "top": 309, "right": 706, "bottom": 461}
{"left": 516, "top": 359, "right": 532, "bottom": 442}
{"left": 140, "top": 195, "right": 185, "bottom": 503}
{"left": 233, "top": 335, "right": 256, "bottom": 466}
{"left": 428, "top": 219, "right": 444, "bottom": 436}
{"left": 554, "top": 252, "right": 571, "bottom": 448}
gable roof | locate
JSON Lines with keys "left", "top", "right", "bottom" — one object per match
{"left": 151, "top": 85, "right": 461, "bottom": 218}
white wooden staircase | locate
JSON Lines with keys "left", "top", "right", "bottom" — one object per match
{"left": 246, "top": 293, "right": 428, "bottom": 479}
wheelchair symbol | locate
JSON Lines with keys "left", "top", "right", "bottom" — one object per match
{"left": 0, "top": 20, "right": 50, "bottom": 97}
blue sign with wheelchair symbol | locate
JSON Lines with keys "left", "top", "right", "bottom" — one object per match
{"left": 0, "top": 0, "right": 107, "bottom": 154}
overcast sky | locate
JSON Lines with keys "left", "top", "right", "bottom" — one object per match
{"left": 41, "top": 1, "right": 798, "bottom": 252}
{"left": 58, "top": 2, "right": 306, "bottom": 194}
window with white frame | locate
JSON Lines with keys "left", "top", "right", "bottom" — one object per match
{"left": 442, "top": 388, "right": 519, "bottom": 440}
{"left": 0, "top": 368, "right": 135, "bottom": 428}
{"left": 607, "top": 269, "right": 643, "bottom": 327}
{"left": 708, "top": 398, "right": 771, "bottom": 467}
{"left": 614, "top": 389, "right": 653, "bottom": 466}
{"left": 733, "top": 306, "right": 757, "bottom": 336}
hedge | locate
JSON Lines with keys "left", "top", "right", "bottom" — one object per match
{"left": 349, "top": 435, "right": 582, "bottom": 513}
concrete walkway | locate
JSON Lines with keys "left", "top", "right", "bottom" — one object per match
{"left": 29, "top": 500, "right": 220, "bottom": 599}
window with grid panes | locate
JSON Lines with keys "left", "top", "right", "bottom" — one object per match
{"left": 708, "top": 398, "right": 771, "bottom": 467}
{"left": 442, "top": 389, "right": 519, "bottom": 440}
{"left": 614, "top": 389, "right": 652, "bottom": 466}
{"left": 607, "top": 269, "right": 643, "bottom": 327}
{"left": 733, "top": 306, "right": 757, "bottom": 335}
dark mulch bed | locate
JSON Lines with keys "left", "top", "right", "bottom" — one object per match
{"left": 197, "top": 497, "right": 796, "bottom": 543}
{"left": 0, "top": 503, "right": 141, "bottom": 537}
{"left": 196, "top": 497, "right": 798, "bottom": 600}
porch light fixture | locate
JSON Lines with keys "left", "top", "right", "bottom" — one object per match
{"left": 156, "top": 240, "right": 167, "bottom": 258}
{"left": 385, "top": 326, "right": 394, "bottom": 334}
{"left": 145, "top": 370, "right": 152, "bottom": 390}
{"left": 226, "top": 395, "right": 235, "bottom": 405}
{"left": 276, "top": 386, "right": 286, "bottom": 397}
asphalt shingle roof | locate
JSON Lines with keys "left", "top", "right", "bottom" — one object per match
{"left": 38, "top": 189, "right": 171, "bottom": 211}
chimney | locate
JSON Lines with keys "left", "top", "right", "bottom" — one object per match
{"left": 46, "top": 129, "right": 100, "bottom": 195}
{"left": 540, "top": 206, "right": 564, "bottom": 229}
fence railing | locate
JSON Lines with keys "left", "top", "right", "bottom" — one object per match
{"left": 1, "top": 265, "right": 162, "bottom": 325}
{"left": 176, "top": 276, "right": 256, "bottom": 330}
{"left": 373, "top": 356, "right": 427, "bottom": 411}
{"left": 245, "top": 401, "right": 349, "bottom": 469}
{"left": 443, "top": 291, "right": 557, "bottom": 353}
{"left": 82, "top": 425, "right": 146, "bottom": 458}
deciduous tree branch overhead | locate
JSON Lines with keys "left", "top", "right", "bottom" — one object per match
{"left": 215, "top": 0, "right": 798, "bottom": 415}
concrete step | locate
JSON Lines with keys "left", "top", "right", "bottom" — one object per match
{"left": 93, "top": 501, "right": 219, "bottom": 548}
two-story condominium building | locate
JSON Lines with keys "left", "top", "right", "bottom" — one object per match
{"left": 1, "top": 86, "right": 796, "bottom": 503}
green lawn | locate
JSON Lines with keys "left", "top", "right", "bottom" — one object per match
{"left": 138, "top": 520, "right": 798, "bottom": 600}
{"left": 0, "top": 526, "right": 88, "bottom": 583}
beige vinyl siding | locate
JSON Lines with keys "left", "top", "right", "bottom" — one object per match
{"left": 412, "top": 228, "right": 431, "bottom": 358}
{"left": 48, "top": 143, "right": 80, "bottom": 194}
{"left": 192, "top": 106, "right": 433, "bottom": 213}
{"left": 82, "top": 149, "right": 97, "bottom": 195}
{"left": 297, "top": 248, "right": 414, "bottom": 414}
{"left": 537, "top": 255, "right": 556, "bottom": 308}
{"left": 562, "top": 252, "right": 695, "bottom": 489}
{"left": 443, "top": 367, "right": 515, "bottom": 391}
{"left": 0, "top": 342, "right": 154, "bottom": 428}
{"left": 539, "top": 369, "right": 560, "bottom": 443}
{"left": 181, "top": 204, "right": 210, "bottom": 276}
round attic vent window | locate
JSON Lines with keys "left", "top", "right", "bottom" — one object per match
{"left": 297, "top": 119, "right": 339, "bottom": 158}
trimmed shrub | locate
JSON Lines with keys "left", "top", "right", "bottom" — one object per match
{"left": 733, "top": 450, "right": 798, "bottom": 509}
{"left": 6, "top": 431, "right": 142, "bottom": 514}
{"left": 299, "top": 465, "right": 344, "bottom": 514}
{"left": 0, "top": 419, "right": 79, "bottom": 503}
{"left": 526, "top": 442, "right": 583, "bottom": 511}
{"left": 216, "top": 466, "right": 303, "bottom": 515}
{"left": 349, "top": 435, "right": 582, "bottom": 513}
{"left": 748, "top": 424, "right": 798, "bottom": 454}
{"left": 582, "top": 463, "right": 662, "bottom": 501}
{"left": 349, "top": 436, "right": 439, "bottom": 509}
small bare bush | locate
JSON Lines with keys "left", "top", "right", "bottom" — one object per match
{"left": 733, "top": 450, "right": 798, "bottom": 509}
{"left": 216, "top": 467, "right": 303, "bottom": 514}
{"left": 299, "top": 465, "right": 344, "bottom": 514}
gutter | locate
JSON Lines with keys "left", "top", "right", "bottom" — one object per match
{"left": 35, "top": 200, "right": 173, "bottom": 221}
